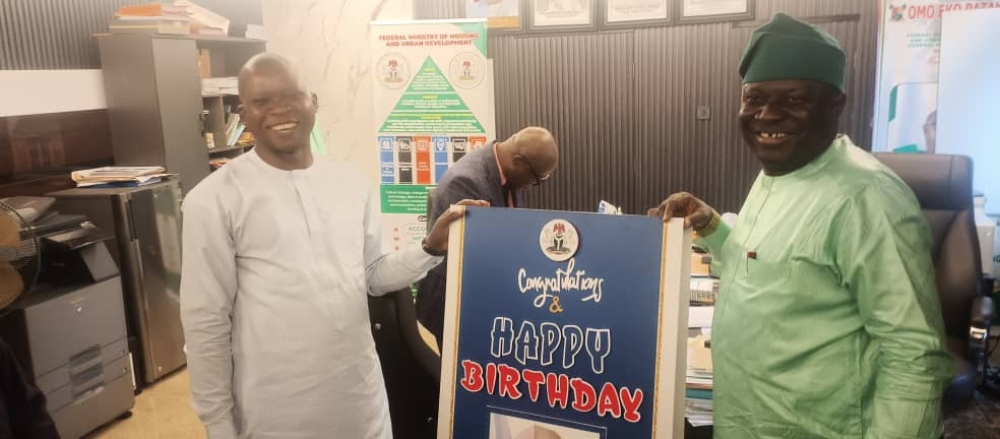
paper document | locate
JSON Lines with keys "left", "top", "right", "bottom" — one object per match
{"left": 71, "top": 166, "right": 173, "bottom": 187}
{"left": 71, "top": 166, "right": 166, "bottom": 182}
{"left": 688, "top": 306, "right": 714, "bottom": 328}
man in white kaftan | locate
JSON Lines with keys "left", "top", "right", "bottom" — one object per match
{"left": 180, "top": 53, "right": 485, "bottom": 439}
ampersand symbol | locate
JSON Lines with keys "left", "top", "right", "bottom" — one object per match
{"left": 549, "top": 296, "right": 564, "bottom": 314}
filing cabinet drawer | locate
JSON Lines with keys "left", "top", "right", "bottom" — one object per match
{"left": 35, "top": 337, "right": 128, "bottom": 396}
{"left": 44, "top": 353, "right": 131, "bottom": 413}
{"left": 51, "top": 370, "right": 134, "bottom": 439}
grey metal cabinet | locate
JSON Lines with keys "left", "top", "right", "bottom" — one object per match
{"left": 97, "top": 34, "right": 210, "bottom": 194}
{"left": 96, "top": 33, "right": 266, "bottom": 193}
{"left": 49, "top": 181, "right": 186, "bottom": 385}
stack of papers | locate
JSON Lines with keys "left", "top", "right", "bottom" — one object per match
{"left": 115, "top": 2, "right": 190, "bottom": 18}
{"left": 690, "top": 277, "right": 719, "bottom": 304}
{"left": 110, "top": 3, "right": 192, "bottom": 35}
{"left": 71, "top": 166, "right": 172, "bottom": 188}
{"left": 225, "top": 113, "right": 244, "bottom": 147}
{"left": 597, "top": 200, "right": 624, "bottom": 215}
{"left": 686, "top": 305, "right": 714, "bottom": 426}
{"left": 202, "top": 77, "right": 238, "bottom": 95}
{"left": 245, "top": 24, "right": 267, "bottom": 41}
{"left": 108, "top": 1, "right": 229, "bottom": 36}
{"left": 687, "top": 328, "right": 713, "bottom": 387}
{"left": 686, "top": 388, "right": 714, "bottom": 427}
{"left": 176, "top": 0, "right": 229, "bottom": 36}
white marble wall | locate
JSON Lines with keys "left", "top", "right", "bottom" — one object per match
{"left": 261, "top": 0, "right": 414, "bottom": 182}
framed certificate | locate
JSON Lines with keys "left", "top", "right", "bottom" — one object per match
{"left": 678, "top": 0, "right": 754, "bottom": 24}
{"left": 600, "top": 0, "right": 671, "bottom": 29}
{"left": 528, "top": 0, "right": 597, "bottom": 33}
{"left": 466, "top": 0, "right": 525, "bottom": 32}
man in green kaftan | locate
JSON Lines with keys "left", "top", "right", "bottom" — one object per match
{"left": 651, "top": 13, "right": 953, "bottom": 438}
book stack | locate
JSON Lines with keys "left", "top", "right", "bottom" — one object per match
{"left": 245, "top": 24, "right": 267, "bottom": 41}
{"left": 175, "top": 0, "right": 229, "bottom": 36}
{"left": 225, "top": 113, "right": 244, "bottom": 148}
{"left": 110, "top": 2, "right": 191, "bottom": 35}
{"left": 108, "top": 1, "right": 229, "bottom": 36}
{"left": 71, "top": 166, "right": 172, "bottom": 188}
{"left": 690, "top": 277, "right": 719, "bottom": 304}
{"left": 686, "top": 304, "right": 714, "bottom": 426}
{"left": 202, "top": 77, "right": 238, "bottom": 96}
{"left": 686, "top": 387, "right": 714, "bottom": 427}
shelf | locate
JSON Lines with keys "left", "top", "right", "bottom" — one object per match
{"left": 207, "top": 144, "right": 252, "bottom": 155}
{"left": 96, "top": 33, "right": 266, "bottom": 45}
{"left": 187, "top": 35, "right": 266, "bottom": 45}
{"left": 96, "top": 29, "right": 265, "bottom": 194}
{"left": 189, "top": 36, "right": 266, "bottom": 53}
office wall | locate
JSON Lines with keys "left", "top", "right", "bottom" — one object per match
{"left": 0, "top": 70, "right": 107, "bottom": 117}
{"left": 0, "top": 0, "right": 262, "bottom": 69}
{"left": 0, "top": 110, "right": 113, "bottom": 177}
{"left": 937, "top": 9, "right": 1000, "bottom": 214}
{"left": 0, "top": 0, "right": 152, "bottom": 188}
{"left": 261, "top": 0, "right": 414, "bottom": 180}
{"left": 0, "top": 0, "right": 140, "bottom": 69}
{"left": 0, "top": 0, "right": 263, "bottom": 192}
{"left": 415, "top": 0, "right": 879, "bottom": 213}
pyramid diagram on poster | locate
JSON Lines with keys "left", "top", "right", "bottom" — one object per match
{"left": 380, "top": 57, "right": 485, "bottom": 133}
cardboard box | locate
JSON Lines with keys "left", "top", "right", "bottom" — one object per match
{"left": 198, "top": 49, "right": 212, "bottom": 78}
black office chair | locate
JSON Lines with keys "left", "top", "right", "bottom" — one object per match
{"left": 368, "top": 188, "right": 444, "bottom": 438}
{"left": 369, "top": 289, "right": 440, "bottom": 439}
{"left": 416, "top": 187, "right": 445, "bottom": 382}
{"left": 873, "top": 153, "right": 994, "bottom": 412}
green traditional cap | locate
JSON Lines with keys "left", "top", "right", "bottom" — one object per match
{"left": 739, "top": 13, "right": 846, "bottom": 92}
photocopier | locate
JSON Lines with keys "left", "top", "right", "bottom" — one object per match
{"left": 0, "top": 213, "right": 135, "bottom": 438}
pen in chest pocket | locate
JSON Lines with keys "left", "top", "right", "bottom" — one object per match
{"left": 746, "top": 251, "right": 757, "bottom": 276}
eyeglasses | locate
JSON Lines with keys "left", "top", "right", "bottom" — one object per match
{"left": 520, "top": 155, "right": 551, "bottom": 187}
{"left": 508, "top": 133, "right": 552, "bottom": 186}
